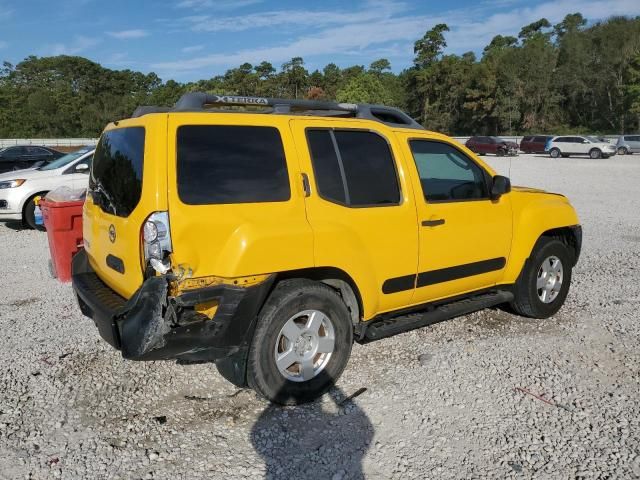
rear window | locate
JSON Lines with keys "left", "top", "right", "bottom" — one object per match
{"left": 307, "top": 129, "right": 400, "bottom": 207}
{"left": 177, "top": 125, "right": 290, "bottom": 205}
{"left": 90, "top": 127, "right": 145, "bottom": 218}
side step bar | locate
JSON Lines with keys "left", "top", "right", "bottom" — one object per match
{"left": 362, "top": 290, "right": 514, "bottom": 341}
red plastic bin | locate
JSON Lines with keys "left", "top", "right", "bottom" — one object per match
{"left": 40, "top": 198, "right": 85, "bottom": 282}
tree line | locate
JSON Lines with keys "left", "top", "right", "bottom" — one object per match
{"left": 1, "top": 13, "right": 639, "bottom": 138}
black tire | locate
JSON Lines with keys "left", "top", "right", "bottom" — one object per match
{"left": 23, "top": 196, "right": 45, "bottom": 230}
{"left": 589, "top": 148, "right": 602, "bottom": 159}
{"left": 247, "top": 279, "right": 353, "bottom": 405}
{"left": 496, "top": 148, "right": 506, "bottom": 157}
{"left": 617, "top": 147, "right": 627, "bottom": 155}
{"left": 511, "top": 237, "right": 573, "bottom": 319}
{"left": 550, "top": 148, "right": 560, "bottom": 158}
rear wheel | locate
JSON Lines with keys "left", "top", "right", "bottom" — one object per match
{"left": 617, "top": 147, "right": 628, "bottom": 155}
{"left": 550, "top": 148, "right": 560, "bottom": 158}
{"left": 511, "top": 238, "right": 573, "bottom": 318}
{"left": 589, "top": 148, "right": 602, "bottom": 159}
{"left": 496, "top": 148, "right": 506, "bottom": 157}
{"left": 247, "top": 279, "right": 353, "bottom": 405}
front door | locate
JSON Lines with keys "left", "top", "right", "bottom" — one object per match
{"left": 400, "top": 136, "right": 513, "bottom": 303}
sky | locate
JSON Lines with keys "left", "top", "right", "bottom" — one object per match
{"left": 0, "top": 0, "right": 639, "bottom": 82}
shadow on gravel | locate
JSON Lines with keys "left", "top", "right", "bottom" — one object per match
{"left": 251, "top": 386, "right": 373, "bottom": 479}
{"left": 1, "top": 220, "right": 27, "bottom": 231}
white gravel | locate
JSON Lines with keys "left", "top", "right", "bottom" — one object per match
{"left": 0, "top": 153, "right": 639, "bottom": 479}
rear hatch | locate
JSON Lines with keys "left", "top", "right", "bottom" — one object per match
{"left": 83, "top": 116, "right": 167, "bottom": 299}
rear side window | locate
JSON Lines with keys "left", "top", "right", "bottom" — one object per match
{"left": 177, "top": 126, "right": 290, "bottom": 205}
{"left": 522, "top": 136, "right": 533, "bottom": 142}
{"left": 90, "top": 127, "right": 145, "bottom": 217}
{"left": 409, "top": 140, "right": 488, "bottom": 202}
{"left": 533, "top": 136, "right": 546, "bottom": 142}
{"left": 307, "top": 129, "right": 400, "bottom": 207}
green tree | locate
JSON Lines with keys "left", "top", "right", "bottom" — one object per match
{"left": 336, "top": 73, "right": 392, "bottom": 104}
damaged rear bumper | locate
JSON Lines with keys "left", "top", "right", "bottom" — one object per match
{"left": 71, "top": 249, "right": 274, "bottom": 368}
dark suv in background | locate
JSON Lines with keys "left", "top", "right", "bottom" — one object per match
{"left": 465, "top": 136, "right": 518, "bottom": 156}
{"left": 0, "top": 145, "right": 64, "bottom": 173}
{"left": 520, "top": 135, "right": 553, "bottom": 154}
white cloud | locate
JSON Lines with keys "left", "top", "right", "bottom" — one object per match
{"left": 181, "top": 44, "right": 205, "bottom": 53}
{"left": 49, "top": 35, "right": 100, "bottom": 55}
{"left": 152, "top": 0, "right": 640, "bottom": 76}
{"left": 179, "top": 0, "right": 405, "bottom": 33}
{"left": 104, "top": 52, "right": 132, "bottom": 67}
{"left": 0, "top": 40, "right": 7, "bottom": 49}
{"left": 0, "top": 5, "right": 12, "bottom": 21}
{"left": 107, "top": 29, "right": 149, "bottom": 39}
{"left": 176, "top": 0, "right": 262, "bottom": 10}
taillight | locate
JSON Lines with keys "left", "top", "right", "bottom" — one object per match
{"left": 142, "top": 211, "right": 172, "bottom": 274}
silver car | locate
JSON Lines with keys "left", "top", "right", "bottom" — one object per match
{"left": 0, "top": 147, "right": 93, "bottom": 229}
{"left": 616, "top": 135, "right": 640, "bottom": 155}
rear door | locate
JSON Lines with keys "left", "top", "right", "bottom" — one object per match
{"left": 290, "top": 119, "right": 419, "bottom": 318}
{"left": 166, "top": 114, "right": 313, "bottom": 281}
{"left": 84, "top": 117, "right": 166, "bottom": 299}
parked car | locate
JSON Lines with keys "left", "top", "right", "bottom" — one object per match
{"left": 519, "top": 135, "right": 553, "bottom": 154}
{"left": 465, "top": 136, "right": 518, "bottom": 156}
{"left": 0, "top": 147, "right": 93, "bottom": 228}
{"left": 546, "top": 136, "right": 617, "bottom": 159}
{"left": 72, "top": 93, "right": 581, "bottom": 405}
{"left": 0, "top": 145, "right": 64, "bottom": 173}
{"left": 616, "top": 135, "right": 640, "bottom": 155}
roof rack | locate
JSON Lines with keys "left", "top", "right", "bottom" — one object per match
{"left": 132, "top": 92, "right": 424, "bottom": 130}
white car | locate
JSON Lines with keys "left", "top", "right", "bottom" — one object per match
{"left": 0, "top": 147, "right": 93, "bottom": 229}
{"left": 546, "top": 135, "right": 617, "bottom": 159}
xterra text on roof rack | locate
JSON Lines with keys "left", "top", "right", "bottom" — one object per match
{"left": 72, "top": 93, "right": 582, "bottom": 404}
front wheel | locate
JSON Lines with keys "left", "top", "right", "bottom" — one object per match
{"left": 589, "top": 148, "right": 602, "bottom": 159}
{"left": 511, "top": 238, "right": 573, "bottom": 318}
{"left": 247, "top": 279, "right": 353, "bottom": 405}
{"left": 496, "top": 148, "right": 506, "bottom": 157}
{"left": 549, "top": 148, "right": 560, "bottom": 158}
{"left": 617, "top": 147, "right": 627, "bottom": 155}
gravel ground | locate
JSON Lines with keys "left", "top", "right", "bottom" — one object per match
{"left": 0, "top": 153, "right": 639, "bottom": 479}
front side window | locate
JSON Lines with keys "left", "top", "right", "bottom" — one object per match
{"left": 90, "top": 127, "right": 145, "bottom": 217}
{"left": 409, "top": 140, "right": 488, "bottom": 202}
{"left": 0, "top": 147, "right": 24, "bottom": 159}
{"left": 307, "top": 129, "right": 400, "bottom": 207}
{"left": 177, "top": 125, "right": 290, "bottom": 205}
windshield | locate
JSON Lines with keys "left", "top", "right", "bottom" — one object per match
{"left": 491, "top": 137, "right": 506, "bottom": 143}
{"left": 38, "top": 148, "right": 93, "bottom": 171}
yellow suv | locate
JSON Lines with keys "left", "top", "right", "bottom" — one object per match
{"left": 72, "top": 94, "right": 582, "bottom": 404}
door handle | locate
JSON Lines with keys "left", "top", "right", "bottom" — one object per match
{"left": 422, "top": 218, "right": 445, "bottom": 227}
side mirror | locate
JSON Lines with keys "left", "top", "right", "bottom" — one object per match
{"left": 491, "top": 175, "right": 511, "bottom": 200}
{"left": 75, "top": 163, "right": 89, "bottom": 173}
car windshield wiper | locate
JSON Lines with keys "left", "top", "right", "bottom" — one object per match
{"left": 91, "top": 179, "right": 117, "bottom": 215}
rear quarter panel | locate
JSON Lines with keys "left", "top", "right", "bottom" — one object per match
{"left": 165, "top": 113, "right": 314, "bottom": 280}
